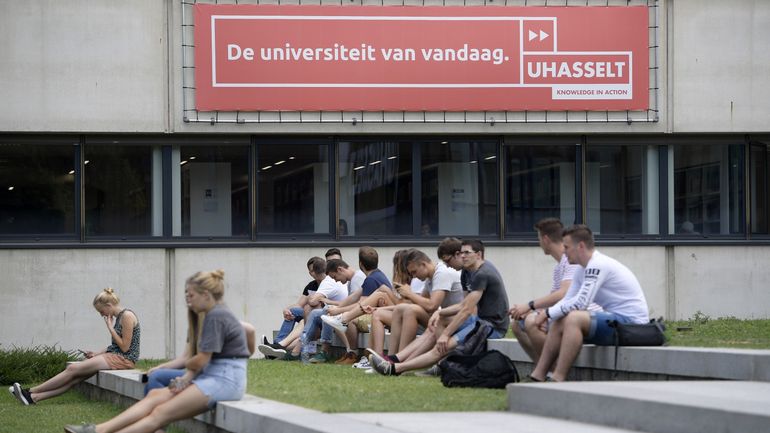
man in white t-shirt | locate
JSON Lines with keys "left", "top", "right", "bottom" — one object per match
{"left": 509, "top": 218, "right": 580, "bottom": 363}
{"left": 385, "top": 248, "right": 463, "bottom": 355}
{"left": 528, "top": 224, "right": 649, "bottom": 382}
{"left": 323, "top": 258, "right": 368, "bottom": 363}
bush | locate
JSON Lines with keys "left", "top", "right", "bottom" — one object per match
{"left": 0, "top": 344, "right": 79, "bottom": 385}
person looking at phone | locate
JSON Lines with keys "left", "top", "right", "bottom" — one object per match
{"left": 10, "top": 288, "right": 140, "bottom": 406}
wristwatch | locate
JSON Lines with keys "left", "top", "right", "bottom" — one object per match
{"left": 528, "top": 300, "right": 536, "bottom": 311}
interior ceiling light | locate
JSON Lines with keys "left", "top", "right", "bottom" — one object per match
{"left": 353, "top": 165, "right": 365, "bottom": 171}
{"left": 262, "top": 165, "right": 272, "bottom": 170}
{"left": 68, "top": 170, "right": 75, "bottom": 175}
{"left": 8, "top": 186, "right": 14, "bottom": 191}
{"left": 288, "top": 156, "right": 295, "bottom": 160}
{"left": 369, "top": 160, "right": 382, "bottom": 166}
{"left": 180, "top": 160, "right": 188, "bottom": 165}
{"left": 470, "top": 160, "right": 478, "bottom": 164}
{"left": 387, "top": 156, "right": 397, "bottom": 160}
{"left": 484, "top": 155, "right": 496, "bottom": 160}
{"left": 84, "top": 160, "right": 90, "bottom": 165}
{"left": 275, "top": 160, "right": 286, "bottom": 165}
{"left": 189, "top": 156, "right": 197, "bottom": 160}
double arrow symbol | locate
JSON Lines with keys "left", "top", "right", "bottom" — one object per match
{"left": 528, "top": 30, "right": 550, "bottom": 42}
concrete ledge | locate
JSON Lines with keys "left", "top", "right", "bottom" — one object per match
{"left": 508, "top": 381, "right": 770, "bottom": 433}
{"left": 488, "top": 338, "right": 770, "bottom": 381}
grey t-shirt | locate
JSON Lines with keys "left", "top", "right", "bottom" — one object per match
{"left": 199, "top": 304, "right": 250, "bottom": 359}
{"left": 422, "top": 261, "right": 464, "bottom": 308}
{"left": 470, "top": 261, "right": 510, "bottom": 335}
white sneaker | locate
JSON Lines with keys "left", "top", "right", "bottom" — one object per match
{"left": 352, "top": 356, "right": 371, "bottom": 369}
{"left": 257, "top": 343, "right": 286, "bottom": 359}
{"left": 321, "top": 314, "right": 348, "bottom": 332}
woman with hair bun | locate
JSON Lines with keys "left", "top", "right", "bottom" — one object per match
{"left": 10, "top": 287, "right": 140, "bottom": 406}
{"left": 65, "top": 269, "right": 250, "bottom": 433}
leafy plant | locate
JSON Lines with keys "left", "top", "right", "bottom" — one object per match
{"left": 0, "top": 344, "right": 79, "bottom": 385}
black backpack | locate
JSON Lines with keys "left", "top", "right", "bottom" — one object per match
{"left": 438, "top": 350, "right": 519, "bottom": 389}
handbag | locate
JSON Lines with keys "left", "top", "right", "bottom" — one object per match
{"left": 609, "top": 317, "right": 666, "bottom": 375}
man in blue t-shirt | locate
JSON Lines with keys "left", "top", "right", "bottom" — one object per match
{"left": 322, "top": 246, "right": 394, "bottom": 340}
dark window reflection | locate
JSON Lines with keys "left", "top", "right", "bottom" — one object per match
{"left": 84, "top": 146, "right": 153, "bottom": 236}
{"left": 257, "top": 143, "right": 329, "bottom": 234}
{"left": 421, "top": 141, "right": 498, "bottom": 237}
{"left": 585, "top": 145, "right": 649, "bottom": 235}
{"left": 751, "top": 142, "right": 770, "bottom": 235}
{"left": 180, "top": 146, "right": 249, "bottom": 237}
{"left": 339, "top": 141, "right": 411, "bottom": 236}
{"left": 0, "top": 142, "right": 76, "bottom": 236}
{"left": 505, "top": 144, "right": 576, "bottom": 234}
{"left": 673, "top": 143, "right": 744, "bottom": 235}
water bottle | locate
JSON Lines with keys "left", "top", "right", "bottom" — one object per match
{"left": 301, "top": 340, "right": 317, "bottom": 364}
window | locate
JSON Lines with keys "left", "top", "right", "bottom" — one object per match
{"left": 257, "top": 142, "right": 330, "bottom": 235}
{"left": 672, "top": 142, "right": 744, "bottom": 236}
{"left": 750, "top": 141, "right": 770, "bottom": 235}
{"left": 84, "top": 144, "right": 156, "bottom": 237}
{"left": 179, "top": 145, "right": 249, "bottom": 237}
{"left": 338, "top": 140, "right": 412, "bottom": 236}
{"left": 0, "top": 139, "right": 77, "bottom": 236}
{"left": 504, "top": 142, "right": 576, "bottom": 234}
{"left": 421, "top": 140, "right": 498, "bottom": 237}
{"left": 585, "top": 143, "right": 659, "bottom": 235}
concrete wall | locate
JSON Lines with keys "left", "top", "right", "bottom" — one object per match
{"left": 2, "top": 0, "right": 769, "bottom": 134}
{"left": 1, "top": 245, "right": 767, "bottom": 359}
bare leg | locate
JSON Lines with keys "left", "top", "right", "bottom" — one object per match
{"left": 96, "top": 388, "right": 174, "bottom": 433}
{"left": 513, "top": 319, "right": 538, "bottom": 363}
{"left": 398, "top": 306, "right": 429, "bottom": 351}
{"left": 394, "top": 337, "right": 458, "bottom": 374}
{"left": 344, "top": 324, "right": 358, "bottom": 351}
{"left": 387, "top": 306, "right": 405, "bottom": 354}
{"left": 278, "top": 321, "right": 303, "bottom": 347}
{"left": 551, "top": 311, "right": 590, "bottom": 382}
{"left": 395, "top": 327, "right": 436, "bottom": 362}
{"left": 530, "top": 317, "right": 565, "bottom": 381}
{"left": 31, "top": 356, "right": 111, "bottom": 402}
{"left": 524, "top": 314, "right": 548, "bottom": 364}
{"left": 341, "top": 292, "right": 394, "bottom": 323}
{"left": 110, "top": 385, "right": 210, "bottom": 433}
{"left": 370, "top": 308, "right": 392, "bottom": 354}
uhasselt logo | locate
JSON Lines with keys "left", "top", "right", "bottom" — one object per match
{"left": 194, "top": 5, "right": 649, "bottom": 111}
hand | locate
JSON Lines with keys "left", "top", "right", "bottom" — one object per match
{"left": 395, "top": 284, "right": 411, "bottom": 298}
{"left": 168, "top": 377, "right": 190, "bottom": 395}
{"left": 361, "top": 304, "right": 375, "bottom": 314}
{"left": 436, "top": 334, "right": 450, "bottom": 355}
{"left": 427, "top": 311, "right": 440, "bottom": 331}
{"left": 534, "top": 310, "right": 549, "bottom": 327}
{"left": 103, "top": 315, "right": 114, "bottom": 329}
{"left": 282, "top": 309, "right": 294, "bottom": 321}
{"left": 509, "top": 304, "right": 531, "bottom": 321}
{"left": 85, "top": 351, "right": 95, "bottom": 359}
{"left": 327, "top": 306, "right": 340, "bottom": 316}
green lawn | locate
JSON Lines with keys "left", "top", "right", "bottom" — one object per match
{"left": 665, "top": 317, "right": 770, "bottom": 349}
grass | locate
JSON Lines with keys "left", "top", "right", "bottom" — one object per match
{"left": 665, "top": 315, "right": 770, "bottom": 349}
{"left": 246, "top": 359, "right": 507, "bottom": 412}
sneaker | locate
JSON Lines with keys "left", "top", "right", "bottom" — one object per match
{"left": 364, "top": 348, "right": 392, "bottom": 363}
{"left": 335, "top": 351, "right": 358, "bottom": 365}
{"left": 64, "top": 424, "right": 96, "bottom": 433}
{"left": 352, "top": 356, "right": 371, "bottom": 369}
{"left": 308, "top": 352, "right": 329, "bottom": 364}
{"left": 321, "top": 314, "right": 347, "bottom": 332}
{"left": 283, "top": 352, "right": 300, "bottom": 361}
{"left": 369, "top": 352, "right": 395, "bottom": 376}
{"left": 261, "top": 334, "right": 270, "bottom": 345}
{"left": 257, "top": 343, "right": 286, "bottom": 359}
{"left": 414, "top": 364, "right": 441, "bottom": 377}
{"left": 11, "top": 383, "right": 34, "bottom": 405}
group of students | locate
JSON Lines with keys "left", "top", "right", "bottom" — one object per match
{"left": 259, "top": 219, "right": 651, "bottom": 383}
{"left": 9, "top": 269, "right": 253, "bottom": 433}
{"left": 8, "top": 218, "right": 652, "bottom": 431}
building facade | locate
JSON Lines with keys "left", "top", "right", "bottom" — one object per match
{"left": 1, "top": 0, "right": 768, "bottom": 358}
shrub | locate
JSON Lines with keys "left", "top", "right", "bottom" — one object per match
{"left": 0, "top": 344, "right": 79, "bottom": 385}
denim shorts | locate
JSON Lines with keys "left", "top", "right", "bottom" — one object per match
{"left": 192, "top": 358, "right": 247, "bottom": 409}
{"left": 453, "top": 316, "right": 504, "bottom": 345}
{"left": 584, "top": 311, "right": 632, "bottom": 346}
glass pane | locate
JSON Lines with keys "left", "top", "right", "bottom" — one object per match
{"left": 586, "top": 144, "right": 658, "bottom": 235}
{"left": 421, "top": 140, "right": 498, "bottom": 237}
{"left": 339, "top": 141, "right": 412, "bottom": 236}
{"left": 750, "top": 142, "right": 769, "bottom": 235}
{"left": 0, "top": 141, "right": 76, "bottom": 236}
{"left": 84, "top": 145, "right": 154, "bottom": 236}
{"left": 180, "top": 146, "right": 249, "bottom": 237}
{"left": 504, "top": 144, "right": 575, "bottom": 234}
{"left": 257, "top": 143, "right": 329, "bottom": 234}
{"left": 673, "top": 143, "right": 744, "bottom": 236}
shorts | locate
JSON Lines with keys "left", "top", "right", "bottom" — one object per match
{"left": 452, "top": 316, "right": 505, "bottom": 345}
{"left": 354, "top": 314, "right": 372, "bottom": 333}
{"left": 584, "top": 311, "right": 632, "bottom": 346}
{"left": 192, "top": 358, "right": 247, "bottom": 409}
{"left": 102, "top": 353, "right": 135, "bottom": 370}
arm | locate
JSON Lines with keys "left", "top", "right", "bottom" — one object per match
{"left": 334, "top": 289, "right": 364, "bottom": 308}
{"left": 510, "top": 280, "right": 571, "bottom": 320}
{"left": 106, "top": 310, "right": 137, "bottom": 352}
{"left": 171, "top": 351, "right": 213, "bottom": 393}
{"left": 436, "top": 290, "right": 482, "bottom": 354}
{"left": 307, "top": 292, "right": 327, "bottom": 307}
{"left": 547, "top": 267, "right": 602, "bottom": 321}
{"left": 148, "top": 344, "right": 192, "bottom": 373}
{"left": 401, "top": 286, "right": 446, "bottom": 314}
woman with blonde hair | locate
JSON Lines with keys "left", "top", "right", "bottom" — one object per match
{"left": 10, "top": 287, "right": 140, "bottom": 406}
{"left": 65, "top": 269, "right": 249, "bottom": 433}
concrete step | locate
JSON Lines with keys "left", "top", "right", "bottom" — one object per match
{"left": 508, "top": 380, "right": 770, "bottom": 433}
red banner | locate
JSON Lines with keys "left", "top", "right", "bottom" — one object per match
{"left": 194, "top": 5, "right": 648, "bottom": 111}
